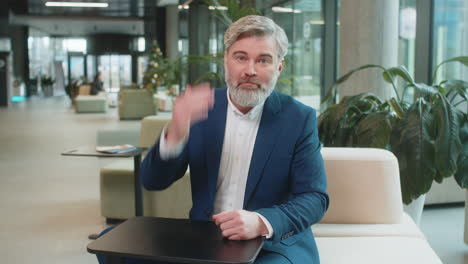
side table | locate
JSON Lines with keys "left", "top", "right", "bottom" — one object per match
{"left": 62, "top": 146, "right": 147, "bottom": 238}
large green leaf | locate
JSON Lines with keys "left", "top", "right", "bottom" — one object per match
{"left": 454, "top": 111, "right": 468, "bottom": 188}
{"left": 438, "top": 56, "right": 468, "bottom": 68}
{"left": 352, "top": 112, "right": 393, "bottom": 148}
{"left": 388, "top": 98, "right": 405, "bottom": 119}
{"left": 318, "top": 93, "right": 383, "bottom": 147}
{"left": 442, "top": 80, "right": 468, "bottom": 103}
{"left": 413, "top": 83, "right": 438, "bottom": 98}
{"left": 390, "top": 99, "right": 436, "bottom": 204}
{"left": 321, "top": 64, "right": 385, "bottom": 106}
{"left": 432, "top": 56, "right": 468, "bottom": 84}
{"left": 432, "top": 94, "right": 462, "bottom": 177}
{"left": 383, "top": 66, "right": 415, "bottom": 85}
{"left": 318, "top": 104, "right": 345, "bottom": 146}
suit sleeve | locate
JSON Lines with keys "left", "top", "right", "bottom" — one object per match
{"left": 140, "top": 138, "right": 189, "bottom": 191}
{"left": 255, "top": 109, "right": 329, "bottom": 242}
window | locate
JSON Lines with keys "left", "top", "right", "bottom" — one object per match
{"left": 399, "top": 0, "right": 417, "bottom": 77}
{"left": 259, "top": 0, "right": 325, "bottom": 109}
{"left": 63, "top": 38, "right": 87, "bottom": 53}
{"left": 433, "top": 0, "right": 468, "bottom": 82}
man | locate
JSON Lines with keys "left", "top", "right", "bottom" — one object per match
{"left": 141, "top": 15, "right": 328, "bottom": 264}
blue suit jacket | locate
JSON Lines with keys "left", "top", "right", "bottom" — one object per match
{"left": 141, "top": 88, "right": 329, "bottom": 263}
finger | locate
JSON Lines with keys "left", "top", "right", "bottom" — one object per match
{"left": 222, "top": 226, "right": 241, "bottom": 238}
{"left": 213, "top": 211, "right": 236, "bottom": 225}
{"left": 227, "top": 234, "right": 241, "bottom": 240}
{"left": 219, "top": 219, "right": 238, "bottom": 231}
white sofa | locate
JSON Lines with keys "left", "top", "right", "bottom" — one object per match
{"left": 315, "top": 148, "right": 442, "bottom": 263}
{"left": 97, "top": 119, "right": 442, "bottom": 263}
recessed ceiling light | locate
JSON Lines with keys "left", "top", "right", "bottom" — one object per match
{"left": 45, "top": 2, "right": 109, "bottom": 8}
{"left": 272, "top": 7, "right": 302, "bottom": 13}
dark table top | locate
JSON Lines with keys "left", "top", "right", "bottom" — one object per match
{"left": 61, "top": 145, "right": 146, "bottom": 158}
{"left": 87, "top": 217, "right": 265, "bottom": 264}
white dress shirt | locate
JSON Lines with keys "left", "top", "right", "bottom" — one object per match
{"left": 159, "top": 89, "right": 274, "bottom": 238}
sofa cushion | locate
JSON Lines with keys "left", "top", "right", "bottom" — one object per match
{"left": 316, "top": 236, "right": 442, "bottom": 264}
{"left": 320, "top": 148, "right": 403, "bottom": 224}
{"left": 313, "top": 213, "right": 424, "bottom": 239}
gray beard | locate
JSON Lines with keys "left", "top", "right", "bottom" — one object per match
{"left": 226, "top": 73, "right": 279, "bottom": 108}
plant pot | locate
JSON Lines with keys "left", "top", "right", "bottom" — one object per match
{"left": 403, "top": 194, "right": 426, "bottom": 225}
{"left": 43, "top": 85, "right": 53, "bottom": 97}
{"left": 464, "top": 190, "right": 468, "bottom": 244}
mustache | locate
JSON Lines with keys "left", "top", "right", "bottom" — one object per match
{"left": 237, "top": 78, "right": 261, "bottom": 87}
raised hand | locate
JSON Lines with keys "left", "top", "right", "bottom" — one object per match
{"left": 166, "top": 83, "right": 214, "bottom": 146}
{"left": 212, "top": 210, "right": 268, "bottom": 240}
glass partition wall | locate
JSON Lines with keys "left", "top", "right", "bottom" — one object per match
{"left": 260, "top": 0, "right": 324, "bottom": 108}
{"left": 97, "top": 55, "right": 132, "bottom": 93}
{"left": 28, "top": 34, "right": 142, "bottom": 97}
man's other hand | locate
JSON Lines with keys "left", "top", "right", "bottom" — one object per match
{"left": 166, "top": 83, "right": 214, "bottom": 146}
{"left": 212, "top": 210, "right": 268, "bottom": 240}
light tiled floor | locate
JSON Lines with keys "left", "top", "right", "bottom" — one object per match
{"left": 0, "top": 96, "right": 466, "bottom": 264}
{"left": 0, "top": 96, "right": 139, "bottom": 264}
{"left": 421, "top": 205, "right": 468, "bottom": 264}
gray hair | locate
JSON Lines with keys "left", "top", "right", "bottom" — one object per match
{"left": 224, "top": 15, "right": 289, "bottom": 59}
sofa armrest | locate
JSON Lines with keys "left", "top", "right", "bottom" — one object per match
{"left": 320, "top": 147, "right": 403, "bottom": 224}
{"left": 139, "top": 114, "right": 171, "bottom": 148}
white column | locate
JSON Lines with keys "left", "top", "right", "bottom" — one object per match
{"left": 339, "top": 0, "right": 399, "bottom": 100}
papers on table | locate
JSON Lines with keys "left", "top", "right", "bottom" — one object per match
{"left": 96, "top": 144, "right": 137, "bottom": 154}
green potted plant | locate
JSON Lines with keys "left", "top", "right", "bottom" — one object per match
{"left": 143, "top": 40, "right": 174, "bottom": 93}
{"left": 318, "top": 56, "right": 467, "bottom": 205}
{"left": 41, "top": 75, "right": 55, "bottom": 96}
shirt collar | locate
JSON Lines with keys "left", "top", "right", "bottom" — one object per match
{"left": 226, "top": 88, "right": 265, "bottom": 120}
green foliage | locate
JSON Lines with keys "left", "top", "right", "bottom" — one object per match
{"left": 41, "top": 75, "right": 55, "bottom": 86}
{"left": 184, "top": 53, "right": 224, "bottom": 85}
{"left": 318, "top": 56, "right": 468, "bottom": 204}
{"left": 204, "top": 0, "right": 261, "bottom": 26}
{"left": 143, "top": 40, "right": 181, "bottom": 92}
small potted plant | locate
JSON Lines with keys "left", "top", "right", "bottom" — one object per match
{"left": 41, "top": 75, "right": 55, "bottom": 96}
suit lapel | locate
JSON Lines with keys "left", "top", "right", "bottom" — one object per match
{"left": 243, "top": 91, "right": 283, "bottom": 208}
{"left": 204, "top": 89, "right": 228, "bottom": 203}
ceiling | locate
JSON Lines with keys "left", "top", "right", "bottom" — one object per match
{"left": 26, "top": 0, "right": 146, "bottom": 17}
{"left": 10, "top": 13, "right": 144, "bottom": 36}
{"left": 8, "top": 0, "right": 179, "bottom": 36}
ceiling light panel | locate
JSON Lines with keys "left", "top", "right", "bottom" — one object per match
{"left": 45, "top": 2, "right": 109, "bottom": 8}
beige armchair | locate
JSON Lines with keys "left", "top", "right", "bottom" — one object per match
{"left": 118, "top": 89, "right": 157, "bottom": 120}
{"left": 99, "top": 115, "right": 192, "bottom": 221}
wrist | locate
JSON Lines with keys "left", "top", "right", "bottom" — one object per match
{"left": 166, "top": 120, "right": 189, "bottom": 145}
{"left": 257, "top": 215, "right": 269, "bottom": 236}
